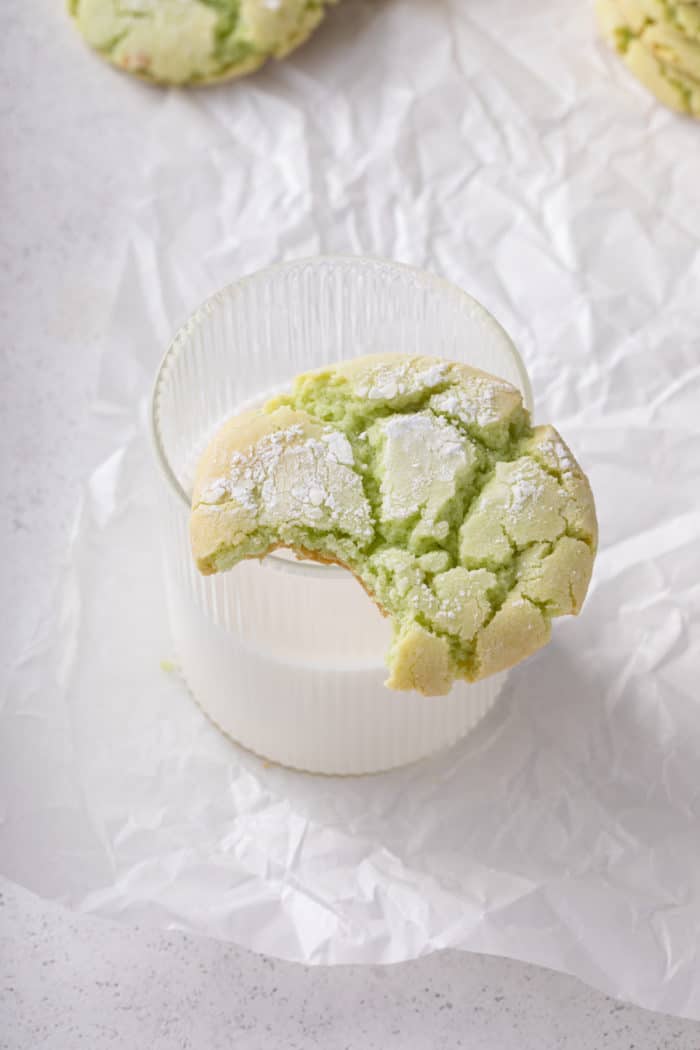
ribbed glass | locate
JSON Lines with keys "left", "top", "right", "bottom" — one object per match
{"left": 150, "top": 256, "right": 533, "bottom": 774}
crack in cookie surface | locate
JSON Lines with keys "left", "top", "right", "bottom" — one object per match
{"left": 191, "top": 353, "right": 598, "bottom": 695}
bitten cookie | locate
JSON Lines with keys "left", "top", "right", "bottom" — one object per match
{"left": 69, "top": 0, "right": 333, "bottom": 85}
{"left": 596, "top": 0, "right": 700, "bottom": 117}
{"left": 191, "top": 354, "right": 598, "bottom": 696}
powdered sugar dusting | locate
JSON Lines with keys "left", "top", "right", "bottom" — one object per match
{"left": 507, "top": 460, "right": 544, "bottom": 517}
{"left": 321, "top": 428, "right": 354, "bottom": 466}
{"left": 200, "top": 477, "right": 230, "bottom": 504}
{"left": 354, "top": 360, "right": 447, "bottom": 401}
{"left": 376, "top": 411, "right": 474, "bottom": 521}
{"left": 539, "top": 436, "right": 576, "bottom": 476}
{"left": 431, "top": 375, "right": 517, "bottom": 429}
{"left": 200, "top": 424, "right": 373, "bottom": 540}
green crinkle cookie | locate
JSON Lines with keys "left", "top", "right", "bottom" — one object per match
{"left": 190, "top": 354, "right": 598, "bottom": 696}
{"left": 596, "top": 0, "right": 700, "bottom": 116}
{"left": 69, "top": 0, "right": 334, "bottom": 85}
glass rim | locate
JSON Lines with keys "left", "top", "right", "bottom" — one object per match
{"left": 150, "top": 254, "right": 534, "bottom": 579}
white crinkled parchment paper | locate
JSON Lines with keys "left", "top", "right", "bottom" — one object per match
{"left": 3, "top": 0, "right": 700, "bottom": 1019}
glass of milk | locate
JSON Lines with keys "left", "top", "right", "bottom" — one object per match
{"left": 150, "top": 256, "right": 533, "bottom": 774}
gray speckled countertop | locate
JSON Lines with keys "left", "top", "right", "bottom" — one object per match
{"left": 1, "top": 3, "right": 699, "bottom": 1047}
{"left": 3, "top": 879, "right": 699, "bottom": 1050}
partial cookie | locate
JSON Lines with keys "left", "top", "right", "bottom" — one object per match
{"left": 69, "top": 0, "right": 334, "bottom": 85}
{"left": 191, "top": 354, "right": 598, "bottom": 696}
{"left": 596, "top": 0, "right": 700, "bottom": 116}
